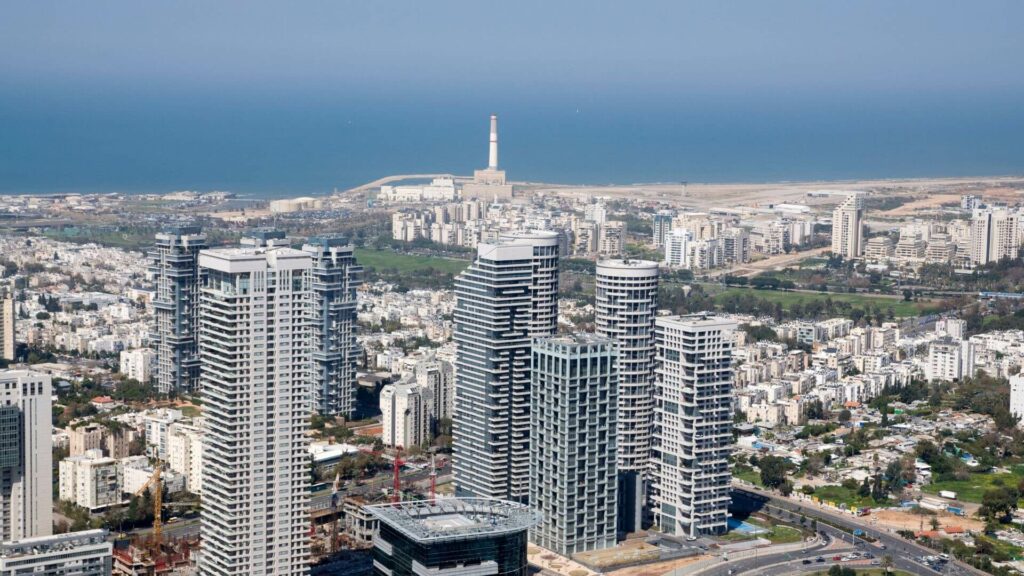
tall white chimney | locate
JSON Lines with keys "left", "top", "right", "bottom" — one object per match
{"left": 488, "top": 114, "right": 499, "bottom": 169}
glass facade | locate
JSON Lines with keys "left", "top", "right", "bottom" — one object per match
{"left": 373, "top": 523, "right": 530, "bottom": 576}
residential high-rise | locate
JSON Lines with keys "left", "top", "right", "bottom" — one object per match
{"left": 414, "top": 356, "right": 454, "bottom": 425}
{"left": 380, "top": 381, "right": 431, "bottom": 450}
{"left": 598, "top": 221, "right": 626, "bottom": 256}
{"left": 197, "top": 248, "right": 312, "bottom": 576}
{"left": 367, "top": 499, "right": 540, "bottom": 576}
{"left": 498, "top": 231, "right": 560, "bottom": 337}
{"left": 301, "top": 236, "right": 362, "bottom": 416}
{"left": 149, "top": 226, "right": 207, "bottom": 393}
{"left": 969, "top": 208, "right": 1021, "bottom": 266}
{"left": 651, "top": 315, "right": 735, "bottom": 538}
{"left": 530, "top": 335, "right": 618, "bottom": 555}
{"left": 653, "top": 210, "right": 675, "bottom": 248}
{"left": 0, "top": 529, "right": 112, "bottom": 576}
{"left": 0, "top": 288, "right": 14, "bottom": 361}
{"left": 830, "top": 194, "right": 864, "bottom": 258}
{"left": 595, "top": 259, "right": 658, "bottom": 534}
{"left": 1010, "top": 375, "right": 1024, "bottom": 429}
{"left": 0, "top": 370, "right": 52, "bottom": 541}
{"left": 453, "top": 232, "right": 558, "bottom": 502}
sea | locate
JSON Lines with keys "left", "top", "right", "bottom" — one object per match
{"left": 1, "top": 91, "right": 1022, "bottom": 198}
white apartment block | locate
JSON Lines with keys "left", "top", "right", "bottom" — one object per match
{"left": 167, "top": 422, "right": 204, "bottom": 495}
{"left": 970, "top": 208, "right": 1021, "bottom": 265}
{"left": 831, "top": 194, "right": 864, "bottom": 258}
{"left": 926, "top": 339, "right": 964, "bottom": 382}
{"left": 143, "top": 408, "right": 182, "bottom": 460}
{"left": 58, "top": 450, "right": 120, "bottom": 511}
{"left": 198, "top": 248, "right": 311, "bottom": 576}
{"left": 119, "top": 348, "right": 156, "bottom": 383}
{"left": 0, "top": 370, "right": 52, "bottom": 541}
{"left": 0, "top": 294, "right": 14, "bottom": 362}
{"left": 381, "top": 382, "right": 431, "bottom": 450}
{"left": 119, "top": 457, "right": 185, "bottom": 495}
{"left": 652, "top": 315, "right": 736, "bottom": 538}
{"left": 1011, "top": 375, "right": 1024, "bottom": 429}
{"left": 414, "top": 357, "right": 454, "bottom": 424}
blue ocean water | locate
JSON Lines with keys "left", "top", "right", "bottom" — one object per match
{"left": 1, "top": 92, "right": 1022, "bottom": 197}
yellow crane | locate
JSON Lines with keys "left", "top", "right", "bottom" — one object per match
{"left": 133, "top": 466, "right": 163, "bottom": 548}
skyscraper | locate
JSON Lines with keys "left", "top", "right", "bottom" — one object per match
{"left": 830, "top": 194, "right": 864, "bottom": 258}
{"left": 0, "top": 370, "right": 52, "bottom": 542}
{"left": 149, "top": 226, "right": 207, "bottom": 393}
{"left": 302, "top": 236, "right": 362, "bottom": 417}
{"left": 653, "top": 210, "right": 675, "bottom": 248}
{"left": 198, "top": 248, "right": 311, "bottom": 576}
{"left": 453, "top": 232, "right": 558, "bottom": 502}
{"left": 651, "top": 314, "right": 735, "bottom": 538}
{"left": 595, "top": 259, "right": 658, "bottom": 534}
{"left": 0, "top": 287, "right": 14, "bottom": 362}
{"left": 530, "top": 335, "right": 618, "bottom": 555}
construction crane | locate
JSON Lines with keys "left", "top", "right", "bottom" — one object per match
{"left": 133, "top": 466, "right": 163, "bottom": 549}
{"left": 391, "top": 450, "right": 404, "bottom": 503}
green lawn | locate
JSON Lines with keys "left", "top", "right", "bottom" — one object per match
{"left": 720, "top": 517, "right": 804, "bottom": 544}
{"left": 354, "top": 248, "right": 470, "bottom": 275}
{"left": 733, "top": 464, "right": 763, "bottom": 486}
{"left": 811, "top": 485, "right": 879, "bottom": 510}
{"left": 922, "top": 467, "right": 1024, "bottom": 503}
{"left": 180, "top": 405, "right": 202, "bottom": 418}
{"left": 714, "top": 287, "right": 939, "bottom": 317}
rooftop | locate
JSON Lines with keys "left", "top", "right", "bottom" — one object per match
{"left": 365, "top": 498, "right": 540, "bottom": 544}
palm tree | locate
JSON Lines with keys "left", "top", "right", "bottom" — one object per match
{"left": 881, "top": 554, "right": 894, "bottom": 574}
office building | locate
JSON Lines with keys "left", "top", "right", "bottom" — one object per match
{"left": 302, "top": 236, "right": 363, "bottom": 417}
{"left": 454, "top": 234, "right": 558, "bottom": 501}
{"left": 652, "top": 315, "right": 736, "bottom": 538}
{"left": 366, "top": 498, "right": 540, "bottom": 576}
{"left": 0, "top": 289, "right": 13, "bottom": 362}
{"left": 381, "top": 381, "right": 431, "bottom": 450}
{"left": 594, "top": 259, "right": 658, "bottom": 534}
{"left": 0, "top": 371, "right": 51, "bottom": 542}
{"left": 149, "top": 226, "right": 207, "bottom": 393}
{"left": 831, "top": 194, "right": 864, "bottom": 258}
{"left": 530, "top": 335, "right": 618, "bottom": 555}
{"left": 0, "top": 529, "right": 112, "bottom": 576}
{"left": 198, "top": 248, "right": 312, "bottom": 576}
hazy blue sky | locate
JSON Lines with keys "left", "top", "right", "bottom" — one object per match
{"left": 2, "top": 2, "right": 1023, "bottom": 193}
{"left": 3, "top": 1, "right": 1022, "bottom": 101}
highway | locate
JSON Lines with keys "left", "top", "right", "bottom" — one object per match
{"left": 732, "top": 485, "right": 980, "bottom": 576}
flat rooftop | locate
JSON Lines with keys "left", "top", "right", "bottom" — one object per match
{"left": 365, "top": 498, "right": 540, "bottom": 544}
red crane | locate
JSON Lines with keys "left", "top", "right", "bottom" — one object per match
{"left": 391, "top": 450, "right": 404, "bottom": 503}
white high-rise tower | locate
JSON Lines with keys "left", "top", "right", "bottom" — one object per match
{"left": 595, "top": 259, "right": 658, "bottom": 534}
{"left": 453, "top": 232, "right": 559, "bottom": 502}
{"left": 488, "top": 114, "right": 499, "bottom": 169}
{"left": 198, "top": 248, "right": 311, "bottom": 576}
{"left": 0, "top": 370, "right": 52, "bottom": 542}
{"left": 831, "top": 193, "right": 864, "bottom": 258}
{"left": 651, "top": 314, "right": 735, "bottom": 538}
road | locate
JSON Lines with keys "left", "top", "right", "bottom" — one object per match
{"left": 732, "top": 485, "right": 980, "bottom": 576}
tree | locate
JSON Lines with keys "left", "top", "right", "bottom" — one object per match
{"left": 838, "top": 409, "right": 852, "bottom": 423}
{"left": 980, "top": 486, "right": 1019, "bottom": 523}
{"left": 758, "top": 455, "right": 792, "bottom": 489}
{"left": 828, "top": 565, "right": 843, "bottom": 576}
{"left": 881, "top": 554, "right": 894, "bottom": 574}
{"left": 779, "top": 480, "right": 794, "bottom": 496}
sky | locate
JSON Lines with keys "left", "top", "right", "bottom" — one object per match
{"left": 3, "top": 1, "right": 1021, "bottom": 102}
{"left": 1, "top": 2, "right": 1023, "bottom": 194}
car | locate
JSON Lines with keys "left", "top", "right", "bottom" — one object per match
{"left": 833, "top": 556, "right": 842, "bottom": 561}
{"left": 816, "top": 557, "right": 825, "bottom": 563}
{"left": 871, "top": 560, "right": 880, "bottom": 566}
{"left": 879, "top": 544, "right": 887, "bottom": 550}
{"left": 802, "top": 559, "right": 812, "bottom": 565}
{"left": 685, "top": 536, "right": 697, "bottom": 542}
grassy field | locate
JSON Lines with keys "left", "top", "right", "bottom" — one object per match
{"left": 733, "top": 465, "right": 763, "bottom": 486}
{"left": 720, "top": 517, "right": 804, "bottom": 544}
{"left": 714, "top": 287, "right": 939, "bottom": 317}
{"left": 811, "top": 485, "right": 879, "bottom": 510}
{"left": 922, "top": 467, "right": 1024, "bottom": 503}
{"left": 354, "top": 248, "right": 470, "bottom": 275}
